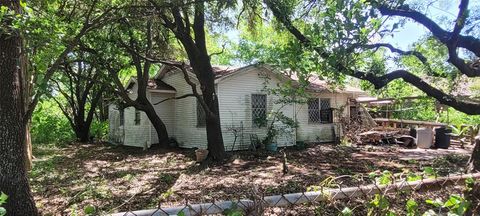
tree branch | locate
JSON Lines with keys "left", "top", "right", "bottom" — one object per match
{"left": 50, "top": 94, "right": 76, "bottom": 130}
{"left": 153, "top": 93, "right": 195, "bottom": 105}
{"left": 377, "top": 3, "right": 480, "bottom": 57}
{"left": 265, "top": 0, "right": 480, "bottom": 115}
{"left": 177, "top": 62, "right": 215, "bottom": 117}
{"left": 360, "top": 43, "right": 427, "bottom": 64}
{"left": 208, "top": 43, "right": 226, "bottom": 59}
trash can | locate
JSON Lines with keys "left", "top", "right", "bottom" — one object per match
{"left": 435, "top": 127, "right": 451, "bottom": 149}
{"left": 417, "top": 128, "right": 433, "bottom": 149}
{"left": 409, "top": 127, "right": 417, "bottom": 138}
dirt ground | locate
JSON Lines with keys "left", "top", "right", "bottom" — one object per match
{"left": 30, "top": 142, "right": 472, "bottom": 215}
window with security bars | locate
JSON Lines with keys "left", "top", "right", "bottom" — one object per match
{"left": 320, "top": 98, "right": 332, "bottom": 123}
{"left": 308, "top": 98, "right": 320, "bottom": 123}
{"left": 308, "top": 98, "right": 333, "bottom": 123}
{"left": 197, "top": 99, "right": 206, "bottom": 127}
{"left": 134, "top": 108, "right": 141, "bottom": 125}
{"left": 251, "top": 94, "right": 267, "bottom": 127}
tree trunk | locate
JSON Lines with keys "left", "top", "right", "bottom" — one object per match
{"left": 25, "top": 122, "right": 33, "bottom": 170}
{"left": 142, "top": 102, "right": 169, "bottom": 147}
{"left": 205, "top": 108, "right": 225, "bottom": 160}
{"left": 0, "top": 0, "right": 38, "bottom": 214}
{"left": 468, "top": 136, "right": 480, "bottom": 172}
{"left": 192, "top": 57, "right": 225, "bottom": 160}
{"left": 75, "top": 124, "right": 90, "bottom": 143}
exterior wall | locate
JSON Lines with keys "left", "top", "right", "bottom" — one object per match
{"left": 294, "top": 92, "right": 350, "bottom": 142}
{"left": 108, "top": 83, "right": 152, "bottom": 148}
{"left": 150, "top": 92, "right": 176, "bottom": 144}
{"left": 218, "top": 67, "right": 296, "bottom": 150}
{"left": 162, "top": 72, "right": 207, "bottom": 149}
{"left": 109, "top": 66, "right": 356, "bottom": 150}
{"left": 122, "top": 105, "right": 151, "bottom": 148}
{"left": 108, "top": 104, "right": 123, "bottom": 144}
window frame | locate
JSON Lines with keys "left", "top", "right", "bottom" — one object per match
{"left": 251, "top": 93, "right": 267, "bottom": 128}
{"left": 307, "top": 98, "right": 333, "bottom": 124}
{"left": 134, "top": 108, "right": 141, "bottom": 125}
{"left": 319, "top": 98, "right": 332, "bottom": 124}
{"left": 307, "top": 98, "right": 321, "bottom": 124}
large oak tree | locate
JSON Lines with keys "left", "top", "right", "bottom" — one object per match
{"left": 149, "top": 0, "right": 228, "bottom": 160}
{"left": 0, "top": 0, "right": 39, "bottom": 214}
{"left": 261, "top": 0, "right": 480, "bottom": 170}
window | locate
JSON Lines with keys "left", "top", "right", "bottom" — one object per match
{"left": 251, "top": 94, "right": 267, "bottom": 127}
{"left": 308, "top": 98, "right": 333, "bottom": 123}
{"left": 119, "top": 109, "right": 124, "bottom": 126}
{"left": 197, "top": 99, "right": 206, "bottom": 127}
{"left": 308, "top": 98, "right": 320, "bottom": 123}
{"left": 134, "top": 108, "right": 141, "bottom": 125}
{"left": 320, "top": 98, "right": 332, "bottom": 123}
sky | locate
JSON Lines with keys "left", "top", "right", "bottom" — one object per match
{"left": 382, "top": 0, "right": 477, "bottom": 50}
{"left": 223, "top": 0, "right": 479, "bottom": 67}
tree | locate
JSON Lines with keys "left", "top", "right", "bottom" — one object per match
{"left": 0, "top": 0, "right": 39, "bottom": 214}
{"left": 263, "top": 0, "right": 480, "bottom": 113}
{"left": 109, "top": 20, "right": 172, "bottom": 147}
{"left": 49, "top": 52, "right": 108, "bottom": 142}
{"left": 79, "top": 12, "right": 178, "bottom": 147}
{"left": 16, "top": 0, "right": 119, "bottom": 168}
{"left": 150, "top": 0, "right": 228, "bottom": 160}
{"left": 259, "top": 0, "right": 480, "bottom": 171}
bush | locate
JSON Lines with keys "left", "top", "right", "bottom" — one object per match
{"left": 90, "top": 120, "right": 108, "bottom": 141}
{"left": 31, "top": 100, "right": 74, "bottom": 145}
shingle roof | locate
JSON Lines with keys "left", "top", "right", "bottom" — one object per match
{"left": 158, "top": 64, "right": 241, "bottom": 80}
{"left": 156, "top": 63, "right": 364, "bottom": 94}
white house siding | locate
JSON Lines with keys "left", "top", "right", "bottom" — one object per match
{"left": 108, "top": 104, "right": 123, "bottom": 144}
{"left": 150, "top": 92, "right": 176, "bottom": 144}
{"left": 109, "top": 65, "right": 359, "bottom": 150}
{"left": 294, "top": 92, "right": 350, "bottom": 142}
{"left": 121, "top": 106, "right": 151, "bottom": 148}
{"left": 108, "top": 83, "right": 151, "bottom": 148}
{"left": 161, "top": 72, "right": 207, "bottom": 149}
{"left": 218, "top": 67, "right": 296, "bottom": 150}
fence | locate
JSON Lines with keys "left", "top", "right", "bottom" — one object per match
{"left": 112, "top": 172, "right": 480, "bottom": 216}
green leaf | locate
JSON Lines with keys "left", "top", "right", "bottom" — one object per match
{"left": 0, "top": 193, "right": 7, "bottom": 205}
{"left": 178, "top": 211, "right": 186, "bottom": 216}
{"left": 0, "top": 207, "right": 6, "bottom": 216}
{"left": 426, "top": 198, "right": 443, "bottom": 208}
{"left": 83, "top": 205, "right": 95, "bottom": 215}
{"left": 443, "top": 195, "right": 461, "bottom": 208}
{"left": 370, "top": 194, "right": 390, "bottom": 210}
{"left": 341, "top": 207, "right": 353, "bottom": 216}
{"left": 20, "top": 1, "right": 27, "bottom": 9}
{"left": 423, "top": 167, "right": 436, "bottom": 178}
{"left": 406, "top": 199, "right": 418, "bottom": 215}
{"left": 386, "top": 211, "right": 396, "bottom": 216}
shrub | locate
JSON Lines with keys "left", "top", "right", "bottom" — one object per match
{"left": 31, "top": 100, "right": 74, "bottom": 145}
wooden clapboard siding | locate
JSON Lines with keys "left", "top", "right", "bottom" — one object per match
{"left": 218, "top": 67, "right": 296, "bottom": 150}
{"left": 109, "top": 64, "right": 359, "bottom": 150}
{"left": 150, "top": 92, "right": 176, "bottom": 144}
{"left": 162, "top": 71, "right": 207, "bottom": 149}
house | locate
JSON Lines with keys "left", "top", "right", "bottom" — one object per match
{"left": 108, "top": 64, "right": 364, "bottom": 150}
